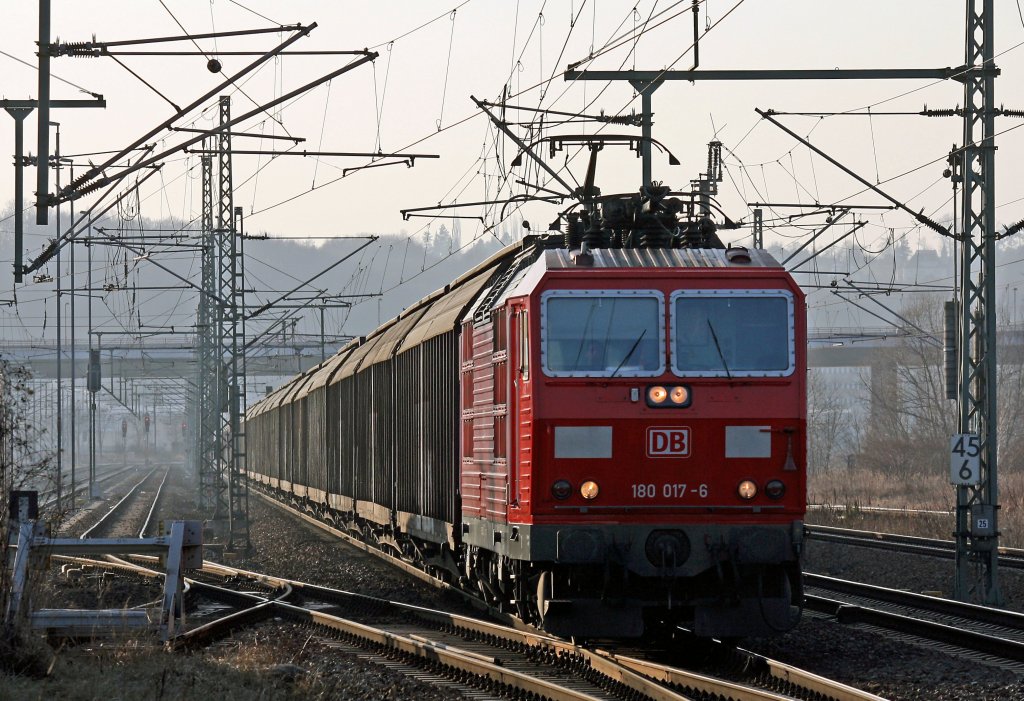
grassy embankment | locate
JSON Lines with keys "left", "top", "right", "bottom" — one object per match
{"left": 808, "top": 467, "right": 1023, "bottom": 547}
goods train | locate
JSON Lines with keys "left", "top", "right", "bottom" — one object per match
{"left": 245, "top": 180, "right": 807, "bottom": 638}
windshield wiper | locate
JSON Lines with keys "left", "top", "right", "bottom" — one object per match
{"left": 706, "top": 319, "right": 732, "bottom": 379}
{"left": 611, "top": 328, "right": 647, "bottom": 378}
{"left": 571, "top": 304, "right": 598, "bottom": 369}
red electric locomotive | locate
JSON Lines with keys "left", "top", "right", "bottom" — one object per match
{"left": 246, "top": 184, "right": 806, "bottom": 639}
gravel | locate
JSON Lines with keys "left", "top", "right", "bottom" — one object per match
{"left": 732, "top": 534, "right": 1024, "bottom": 700}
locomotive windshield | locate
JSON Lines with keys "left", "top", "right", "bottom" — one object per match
{"left": 541, "top": 290, "right": 664, "bottom": 377}
{"left": 671, "top": 290, "right": 794, "bottom": 377}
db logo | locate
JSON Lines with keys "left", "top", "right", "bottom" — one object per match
{"left": 647, "top": 427, "right": 691, "bottom": 457}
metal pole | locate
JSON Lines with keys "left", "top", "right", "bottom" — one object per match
{"left": 320, "top": 303, "right": 326, "bottom": 364}
{"left": 628, "top": 80, "right": 662, "bottom": 189}
{"left": 235, "top": 205, "right": 250, "bottom": 553}
{"left": 954, "top": 0, "right": 1001, "bottom": 605}
{"left": 53, "top": 123, "right": 61, "bottom": 511}
{"left": 35, "top": 0, "right": 50, "bottom": 224}
{"left": 69, "top": 162, "right": 75, "bottom": 509}
{"left": 88, "top": 223, "right": 98, "bottom": 497}
{"left": 198, "top": 148, "right": 217, "bottom": 511}
{"left": 5, "top": 108, "right": 31, "bottom": 282}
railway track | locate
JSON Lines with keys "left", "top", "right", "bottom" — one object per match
{"left": 79, "top": 465, "right": 169, "bottom": 539}
{"left": 60, "top": 550, "right": 885, "bottom": 701}
{"left": 805, "top": 524, "right": 1024, "bottom": 570}
{"left": 238, "top": 486, "right": 886, "bottom": 701}
{"left": 43, "top": 476, "right": 886, "bottom": 700}
{"left": 805, "top": 573, "right": 1024, "bottom": 670}
{"left": 38, "top": 462, "right": 142, "bottom": 512}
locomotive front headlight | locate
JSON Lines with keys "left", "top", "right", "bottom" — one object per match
{"left": 552, "top": 480, "right": 573, "bottom": 500}
{"left": 765, "top": 479, "right": 786, "bottom": 499}
{"left": 647, "top": 386, "right": 668, "bottom": 406}
{"left": 737, "top": 479, "right": 758, "bottom": 500}
{"left": 669, "top": 385, "right": 690, "bottom": 405}
{"left": 580, "top": 480, "right": 600, "bottom": 500}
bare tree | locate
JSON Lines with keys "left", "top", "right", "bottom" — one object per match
{"left": 860, "top": 296, "right": 955, "bottom": 476}
{"left": 1, "top": 360, "right": 58, "bottom": 674}
{"left": 807, "top": 368, "right": 860, "bottom": 472}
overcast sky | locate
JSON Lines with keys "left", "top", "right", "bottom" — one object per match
{"left": 3, "top": 1, "right": 1024, "bottom": 337}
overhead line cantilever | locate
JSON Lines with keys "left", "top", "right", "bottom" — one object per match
{"left": 756, "top": 108, "right": 952, "bottom": 238}
{"left": 471, "top": 96, "right": 578, "bottom": 199}
{"left": 64, "top": 50, "right": 378, "bottom": 203}
{"left": 24, "top": 148, "right": 159, "bottom": 275}
{"left": 57, "top": 23, "right": 319, "bottom": 202}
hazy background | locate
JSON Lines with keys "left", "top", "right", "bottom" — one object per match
{"left": 1, "top": 1, "right": 1022, "bottom": 344}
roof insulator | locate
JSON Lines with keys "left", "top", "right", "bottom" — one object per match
{"left": 571, "top": 240, "right": 594, "bottom": 266}
{"left": 725, "top": 245, "right": 752, "bottom": 264}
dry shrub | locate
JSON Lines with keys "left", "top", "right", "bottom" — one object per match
{"left": 0, "top": 624, "right": 55, "bottom": 678}
{"left": 808, "top": 465, "right": 1022, "bottom": 547}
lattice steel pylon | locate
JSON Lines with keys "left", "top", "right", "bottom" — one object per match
{"left": 216, "top": 95, "right": 249, "bottom": 552}
{"left": 196, "top": 145, "right": 221, "bottom": 513}
{"left": 954, "top": 0, "right": 1001, "bottom": 605}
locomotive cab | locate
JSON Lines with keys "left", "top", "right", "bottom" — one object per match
{"left": 460, "top": 239, "right": 806, "bottom": 638}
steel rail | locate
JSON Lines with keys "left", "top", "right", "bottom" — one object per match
{"left": 805, "top": 575, "right": 1024, "bottom": 663}
{"left": 105, "top": 546, "right": 866, "bottom": 701}
{"left": 246, "top": 485, "right": 881, "bottom": 701}
{"left": 604, "top": 651, "right": 887, "bottom": 701}
{"left": 732, "top": 645, "right": 890, "bottom": 701}
{"left": 805, "top": 524, "right": 1024, "bottom": 569}
{"left": 138, "top": 467, "right": 170, "bottom": 537}
{"left": 190, "top": 558, "right": 779, "bottom": 701}
{"left": 39, "top": 463, "right": 141, "bottom": 510}
{"left": 807, "top": 594, "right": 1024, "bottom": 663}
{"left": 269, "top": 601, "right": 609, "bottom": 701}
{"left": 79, "top": 466, "right": 163, "bottom": 538}
{"left": 806, "top": 573, "right": 1024, "bottom": 631}
{"left": 48, "top": 554, "right": 269, "bottom": 647}
{"left": 170, "top": 577, "right": 294, "bottom": 649}
{"left": 72, "top": 553, "right": 622, "bottom": 700}
{"left": 49, "top": 553, "right": 193, "bottom": 614}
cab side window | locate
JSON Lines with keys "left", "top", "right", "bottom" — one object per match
{"left": 518, "top": 310, "right": 530, "bottom": 381}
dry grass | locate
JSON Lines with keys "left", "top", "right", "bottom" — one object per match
{"left": 808, "top": 467, "right": 1024, "bottom": 547}
{"left": 0, "top": 626, "right": 332, "bottom": 700}
{"left": 0, "top": 622, "right": 461, "bottom": 700}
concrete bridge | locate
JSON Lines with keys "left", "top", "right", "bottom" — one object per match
{"left": 5, "top": 327, "right": 1024, "bottom": 382}
{"left": 0, "top": 335, "right": 349, "bottom": 381}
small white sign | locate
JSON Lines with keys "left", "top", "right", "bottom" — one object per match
{"left": 950, "top": 433, "right": 981, "bottom": 485}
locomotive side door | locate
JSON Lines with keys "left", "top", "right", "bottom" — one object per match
{"left": 509, "top": 303, "right": 533, "bottom": 514}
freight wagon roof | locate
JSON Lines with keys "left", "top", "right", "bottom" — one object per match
{"left": 249, "top": 370, "right": 307, "bottom": 417}
{"left": 297, "top": 345, "right": 355, "bottom": 398}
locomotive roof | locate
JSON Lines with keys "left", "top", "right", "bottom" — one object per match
{"left": 542, "top": 246, "right": 783, "bottom": 269}
{"left": 487, "top": 245, "right": 784, "bottom": 312}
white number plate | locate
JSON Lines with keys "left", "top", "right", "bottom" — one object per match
{"left": 950, "top": 433, "right": 981, "bottom": 485}
{"left": 632, "top": 483, "right": 708, "bottom": 499}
